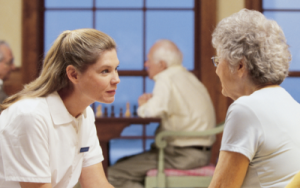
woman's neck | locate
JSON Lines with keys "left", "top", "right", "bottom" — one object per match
{"left": 58, "top": 88, "right": 91, "bottom": 118}
{"left": 233, "top": 82, "right": 279, "bottom": 101}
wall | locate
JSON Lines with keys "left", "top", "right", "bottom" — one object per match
{"left": 217, "top": 0, "right": 245, "bottom": 23}
{"left": 0, "top": 0, "right": 22, "bottom": 67}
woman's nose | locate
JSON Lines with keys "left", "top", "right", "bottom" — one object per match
{"left": 112, "top": 71, "right": 120, "bottom": 84}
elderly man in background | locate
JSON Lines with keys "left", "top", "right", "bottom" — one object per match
{"left": 108, "top": 40, "right": 216, "bottom": 188}
{"left": 0, "top": 41, "right": 15, "bottom": 105}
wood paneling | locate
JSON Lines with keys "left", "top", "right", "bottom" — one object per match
{"left": 2, "top": 0, "right": 44, "bottom": 97}
{"left": 196, "top": 0, "right": 232, "bottom": 164}
{"left": 288, "top": 71, "right": 300, "bottom": 77}
{"left": 3, "top": 68, "right": 23, "bottom": 95}
{"left": 22, "top": 0, "right": 44, "bottom": 84}
{"left": 245, "top": 0, "right": 262, "bottom": 12}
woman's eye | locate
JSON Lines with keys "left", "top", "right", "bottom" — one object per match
{"left": 115, "top": 66, "right": 119, "bottom": 71}
{"left": 101, "top": 69, "right": 109, "bottom": 73}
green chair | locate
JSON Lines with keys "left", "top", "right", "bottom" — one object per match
{"left": 145, "top": 123, "right": 224, "bottom": 188}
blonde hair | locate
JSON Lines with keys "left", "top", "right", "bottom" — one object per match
{"left": 212, "top": 9, "right": 291, "bottom": 85}
{"left": 1, "top": 28, "right": 116, "bottom": 111}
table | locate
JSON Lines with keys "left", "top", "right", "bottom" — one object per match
{"left": 95, "top": 117, "right": 161, "bottom": 174}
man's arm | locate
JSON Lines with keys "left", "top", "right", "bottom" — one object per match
{"left": 208, "top": 151, "right": 249, "bottom": 188}
{"left": 79, "top": 162, "right": 114, "bottom": 188}
{"left": 138, "top": 93, "right": 153, "bottom": 107}
{"left": 20, "top": 183, "right": 52, "bottom": 188}
{"left": 137, "top": 78, "right": 170, "bottom": 118}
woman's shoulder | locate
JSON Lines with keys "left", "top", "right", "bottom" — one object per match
{"left": 11, "top": 97, "right": 48, "bottom": 114}
{"left": 1, "top": 97, "right": 49, "bottom": 123}
{"left": 234, "top": 87, "right": 295, "bottom": 109}
{"left": 0, "top": 97, "right": 50, "bottom": 134}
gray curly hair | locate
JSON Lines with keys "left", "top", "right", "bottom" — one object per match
{"left": 212, "top": 9, "right": 291, "bottom": 85}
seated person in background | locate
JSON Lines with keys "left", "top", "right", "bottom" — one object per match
{"left": 208, "top": 9, "right": 300, "bottom": 188}
{"left": 0, "top": 41, "right": 15, "bottom": 105}
{"left": 108, "top": 39, "right": 216, "bottom": 188}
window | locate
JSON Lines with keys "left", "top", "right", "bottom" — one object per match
{"left": 44, "top": 0, "right": 196, "bottom": 165}
{"left": 263, "top": 0, "right": 300, "bottom": 103}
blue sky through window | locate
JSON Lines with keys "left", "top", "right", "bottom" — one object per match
{"left": 263, "top": 1, "right": 300, "bottom": 103}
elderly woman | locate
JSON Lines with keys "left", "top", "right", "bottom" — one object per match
{"left": 209, "top": 9, "right": 300, "bottom": 188}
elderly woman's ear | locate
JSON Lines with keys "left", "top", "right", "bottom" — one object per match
{"left": 236, "top": 59, "right": 248, "bottom": 78}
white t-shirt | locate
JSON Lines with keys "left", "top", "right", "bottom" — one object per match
{"left": 138, "top": 65, "right": 216, "bottom": 147}
{"left": 0, "top": 92, "right": 103, "bottom": 188}
{"left": 221, "top": 87, "right": 300, "bottom": 188}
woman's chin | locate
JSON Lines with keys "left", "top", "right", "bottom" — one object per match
{"left": 98, "top": 97, "right": 115, "bottom": 104}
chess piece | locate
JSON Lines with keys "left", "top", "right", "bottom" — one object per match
{"left": 111, "top": 105, "right": 115, "bottom": 117}
{"left": 119, "top": 108, "right": 123, "bottom": 117}
{"left": 104, "top": 107, "right": 108, "bottom": 117}
{"left": 133, "top": 105, "right": 137, "bottom": 117}
{"left": 125, "top": 102, "right": 131, "bottom": 117}
{"left": 96, "top": 104, "right": 102, "bottom": 117}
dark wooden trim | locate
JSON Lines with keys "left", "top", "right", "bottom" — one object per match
{"left": 45, "top": 8, "right": 194, "bottom": 11}
{"left": 113, "top": 136, "right": 155, "bottom": 139}
{"left": 143, "top": 0, "right": 146, "bottom": 93}
{"left": 22, "top": 0, "right": 44, "bottom": 84}
{"left": 118, "top": 70, "right": 198, "bottom": 77}
{"left": 264, "top": 9, "right": 300, "bottom": 12}
{"left": 288, "top": 71, "right": 300, "bottom": 77}
{"left": 38, "top": 1, "right": 45, "bottom": 75}
{"left": 95, "top": 117, "right": 161, "bottom": 124}
{"left": 198, "top": 0, "right": 233, "bottom": 165}
{"left": 194, "top": 0, "right": 201, "bottom": 79}
{"left": 118, "top": 70, "right": 148, "bottom": 76}
{"left": 3, "top": 68, "right": 24, "bottom": 95}
{"left": 245, "top": 0, "right": 262, "bottom": 12}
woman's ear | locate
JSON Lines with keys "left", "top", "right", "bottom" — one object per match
{"left": 237, "top": 59, "right": 247, "bottom": 78}
{"left": 66, "top": 65, "right": 80, "bottom": 85}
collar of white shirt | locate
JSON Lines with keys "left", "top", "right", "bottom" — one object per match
{"left": 46, "top": 91, "right": 87, "bottom": 125}
{"left": 153, "top": 65, "right": 184, "bottom": 81}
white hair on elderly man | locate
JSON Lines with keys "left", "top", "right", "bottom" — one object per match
{"left": 152, "top": 39, "right": 183, "bottom": 67}
{"left": 212, "top": 8, "right": 291, "bottom": 85}
{"left": 0, "top": 41, "right": 10, "bottom": 62}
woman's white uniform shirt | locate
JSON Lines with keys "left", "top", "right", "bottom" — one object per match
{"left": 221, "top": 87, "right": 300, "bottom": 187}
{"left": 0, "top": 92, "right": 103, "bottom": 188}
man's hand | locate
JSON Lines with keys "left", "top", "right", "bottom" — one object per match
{"left": 138, "top": 93, "right": 153, "bottom": 107}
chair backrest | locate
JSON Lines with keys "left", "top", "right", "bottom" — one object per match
{"left": 285, "top": 171, "right": 300, "bottom": 188}
{"left": 154, "top": 122, "right": 225, "bottom": 187}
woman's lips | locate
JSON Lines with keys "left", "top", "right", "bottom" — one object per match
{"left": 106, "top": 90, "right": 116, "bottom": 94}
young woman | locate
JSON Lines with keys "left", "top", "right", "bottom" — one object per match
{"left": 0, "top": 28, "right": 119, "bottom": 188}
